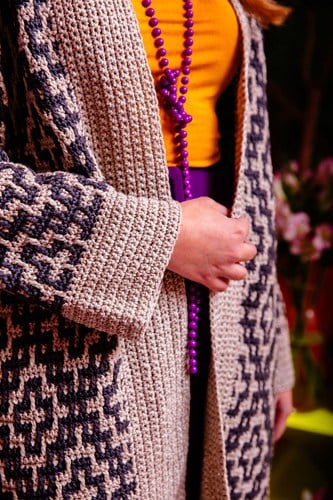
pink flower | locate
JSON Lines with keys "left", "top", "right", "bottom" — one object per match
{"left": 284, "top": 171, "right": 300, "bottom": 193}
{"left": 274, "top": 158, "right": 333, "bottom": 265}
{"left": 283, "top": 212, "right": 312, "bottom": 259}
{"left": 283, "top": 212, "right": 311, "bottom": 244}
{"left": 315, "top": 157, "right": 333, "bottom": 185}
{"left": 292, "top": 224, "right": 333, "bottom": 262}
{"left": 312, "top": 223, "right": 333, "bottom": 254}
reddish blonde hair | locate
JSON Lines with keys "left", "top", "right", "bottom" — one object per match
{"left": 240, "top": 0, "right": 292, "bottom": 26}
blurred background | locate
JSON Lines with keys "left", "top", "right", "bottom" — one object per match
{"left": 264, "top": 1, "right": 333, "bottom": 498}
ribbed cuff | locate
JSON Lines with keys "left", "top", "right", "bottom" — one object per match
{"left": 62, "top": 189, "right": 181, "bottom": 338}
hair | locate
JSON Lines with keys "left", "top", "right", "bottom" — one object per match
{"left": 240, "top": 0, "right": 292, "bottom": 27}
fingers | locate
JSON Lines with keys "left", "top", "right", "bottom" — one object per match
{"left": 206, "top": 263, "right": 247, "bottom": 292}
{"left": 220, "top": 262, "right": 247, "bottom": 281}
{"left": 216, "top": 203, "right": 229, "bottom": 216}
{"left": 273, "top": 390, "right": 294, "bottom": 442}
{"left": 168, "top": 197, "right": 258, "bottom": 289}
{"left": 241, "top": 241, "right": 257, "bottom": 262}
{"left": 209, "top": 277, "right": 230, "bottom": 292}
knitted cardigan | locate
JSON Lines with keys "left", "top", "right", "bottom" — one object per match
{"left": 0, "top": 0, "right": 294, "bottom": 498}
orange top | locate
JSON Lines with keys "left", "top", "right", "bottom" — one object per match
{"left": 132, "top": 0, "right": 241, "bottom": 166}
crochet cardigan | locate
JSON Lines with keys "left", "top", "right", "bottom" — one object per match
{"left": 0, "top": 0, "right": 294, "bottom": 498}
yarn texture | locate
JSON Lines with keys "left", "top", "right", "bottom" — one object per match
{"left": 0, "top": 0, "right": 294, "bottom": 498}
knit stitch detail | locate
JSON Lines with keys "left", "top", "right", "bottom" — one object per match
{"left": 0, "top": 295, "right": 136, "bottom": 499}
{"left": 0, "top": 0, "right": 182, "bottom": 338}
{"left": 0, "top": 1, "right": 294, "bottom": 498}
{"left": 224, "top": 22, "right": 281, "bottom": 499}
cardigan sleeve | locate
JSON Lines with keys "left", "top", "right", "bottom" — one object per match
{"left": 0, "top": 54, "right": 181, "bottom": 340}
{"left": 273, "top": 282, "right": 295, "bottom": 394}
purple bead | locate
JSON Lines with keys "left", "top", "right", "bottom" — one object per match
{"left": 189, "top": 361, "right": 198, "bottom": 372}
{"left": 184, "top": 38, "right": 193, "bottom": 47}
{"left": 189, "top": 365, "right": 198, "bottom": 375}
{"left": 145, "top": 7, "right": 155, "bottom": 16}
{"left": 185, "top": 29, "right": 194, "bottom": 37}
{"left": 152, "top": 27, "right": 162, "bottom": 37}
{"left": 189, "top": 357, "right": 197, "bottom": 366}
{"left": 183, "top": 48, "right": 193, "bottom": 57}
{"left": 157, "top": 48, "right": 167, "bottom": 57}
{"left": 159, "top": 57, "right": 169, "bottom": 68}
{"left": 171, "top": 109, "right": 180, "bottom": 120}
{"left": 140, "top": 0, "right": 199, "bottom": 353}
{"left": 154, "top": 37, "right": 164, "bottom": 48}
{"left": 149, "top": 17, "right": 159, "bottom": 27}
{"left": 159, "top": 75, "right": 169, "bottom": 86}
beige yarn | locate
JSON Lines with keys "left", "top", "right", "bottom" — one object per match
{"left": 0, "top": 0, "right": 294, "bottom": 498}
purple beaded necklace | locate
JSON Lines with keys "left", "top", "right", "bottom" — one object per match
{"left": 142, "top": 0, "right": 200, "bottom": 375}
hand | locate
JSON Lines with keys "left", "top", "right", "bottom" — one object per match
{"left": 167, "top": 197, "right": 257, "bottom": 291}
{"left": 273, "top": 390, "right": 293, "bottom": 443}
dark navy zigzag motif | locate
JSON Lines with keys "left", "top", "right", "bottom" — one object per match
{"left": 0, "top": 163, "right": 106, "bottom": 309}
{"left": 225, "top": 35, "right": 276, "bottom": 499}
{"left": 0, "top": 0, "right": 97, "bottom": 176}
{"left": 0, "top": 299, "right": 136, "bottom": 498}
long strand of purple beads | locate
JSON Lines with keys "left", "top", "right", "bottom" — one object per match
{"left": 142, "top": 0, "right": 200, "bottom": 375}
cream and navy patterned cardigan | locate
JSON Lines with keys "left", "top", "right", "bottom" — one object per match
{"left": 0, "top": 0, "right": 294, "bottom": 498}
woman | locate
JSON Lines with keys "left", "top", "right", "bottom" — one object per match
{"left": 0, "top": 0, "right": 293, "bottom": 498}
